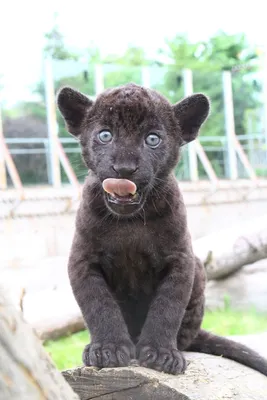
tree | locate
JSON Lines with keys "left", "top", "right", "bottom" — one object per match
{"left": 44, "top": 13, "right": 79, "bottom": 61}
{"left": 153, "top": 32, "right": 261, "bottom": 178}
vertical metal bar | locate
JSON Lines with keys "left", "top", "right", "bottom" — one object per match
{"left": 183, "top": 69, "right": 199, "bottom": 181}
{"left": 223, "top": 139, "right": 229, "bottom": 178}
{"left": 44, "top": 139, "right": 52, "bottom": 185}
{"left": 261, "top": 46, "right": 267, "bottom": 165}
{"left": 0, "top": 106, "right": 7, "bottom": 189}
{"left": 141, "top": 66, "right": 150, "bottom": 88}
{"left": 44, "top": 57, "right": 61, "bottom": 188}
{"left": 95, "top": 64, "right": 104, "bottom": 95}
{"left": 222, "top": 71, "right": 238, "bottom": 180}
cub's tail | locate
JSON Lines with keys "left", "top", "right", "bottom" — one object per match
{"left": 187, "top": 329, "right": 267, "bottom": 376}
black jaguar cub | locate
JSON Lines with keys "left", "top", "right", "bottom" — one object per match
{"left": 57, "top": 83, "right": 267, "bottom": 376}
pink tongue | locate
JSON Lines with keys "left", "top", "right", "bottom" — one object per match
{"left": 102, "top": 178, "right": 137, "bottom": 197}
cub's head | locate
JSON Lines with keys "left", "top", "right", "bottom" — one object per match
{"left": 57, "top": 83, "right": 209, "bottom": 216}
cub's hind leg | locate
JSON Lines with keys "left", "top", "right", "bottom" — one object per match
{"left": 177, "top": 296, "right": 205, "bottom": 351}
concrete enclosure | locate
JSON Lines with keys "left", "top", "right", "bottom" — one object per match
{"left": 1, "top": 180, "right": 267, "bottom": 269}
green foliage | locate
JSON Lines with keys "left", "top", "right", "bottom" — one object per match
{"left": 44, "top": 26, "right": 78, "bottom": 60}
{"left": 45, "top": 331, "right": 90, "bottom": 370}
{"left": 103, "top": 64, "right": 142, "bottom": 88}
{"left": 44, "top": 13, "right": 79, "bottom": 61}
{"left": 104, "top": 46, "right": 149, "bottom": 66}
{"left": 150, "top": 32, "right": 261, "bottom": 177}
{"left": 202, "top": 308, "right": 267, "bottom": 336}
{"left": 19, "top": 101, "right": 47, "bottom": 121}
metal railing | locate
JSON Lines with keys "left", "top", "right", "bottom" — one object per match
{"left": 3, "top": 134, "right": 266, "bottom": 187}
{"left": 1, "top": 63, "right": 267, "bottom": 191}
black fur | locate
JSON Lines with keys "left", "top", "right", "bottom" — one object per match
{"left": 57, "top": 83, "right": 267, "bottom": 376}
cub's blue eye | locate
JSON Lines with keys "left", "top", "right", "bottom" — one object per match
{"left": 98, "top": 130, "right": 113, "bottom": 143}
{"left": 145, "top": 133, "right": 161, "bottom": 148}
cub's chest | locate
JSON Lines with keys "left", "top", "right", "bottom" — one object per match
{"left": 95, "top": 224, "right": 166, "bottom": 292}
{"left": 98, "top": 247, "right": 164, "bottom": 293}
{"left": 95, "top": 219, "right": 154, "bottom": 251}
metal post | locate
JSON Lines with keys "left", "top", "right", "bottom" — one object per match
{"left": 44, "top": 57, "right": 61, "bottom": 188}
{"left": 44, "top": 139, "right": 52, "bottom": 185}
{"left": 141, "top": 66, "right": 150, "bottom": 88}
{"left": 222, "top": 71, "right": 238, "bottom": 180}
{"left": 183, "top": 69, "right": 198, "bottom": 181}
{"left": 95, "top": 64, "right": 104, "bottom": 95}
{"left": 0, "top": 106, "right": 7, "bottom": 189}
{"left": 261, "top": 46, "right": 267, "bottom": 163}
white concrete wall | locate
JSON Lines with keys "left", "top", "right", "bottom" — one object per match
{"left": 1, "top": 196, "right": 266, "bottom": 269}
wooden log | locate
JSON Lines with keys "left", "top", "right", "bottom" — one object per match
{"left": 23, "top": 287, "right": 85, "bottom": 341}
{"left": 0, "top": 287, "right": 79, "bottom": 400}
{"left": 193, "top": 214, "right": 267, "bottom": 280}
{"left": 62, "top": 354, "right": 267, "bottom": 400}
{"left": 1, "top": 284, "right": 267, "bottom": 399}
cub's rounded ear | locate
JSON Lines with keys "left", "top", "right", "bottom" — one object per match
{"left": 173, "top": 93, "right": 210, "bottom": 145}
{"left": 56, "top": 87, "right": 93, "bottom": 138}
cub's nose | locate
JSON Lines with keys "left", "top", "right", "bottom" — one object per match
{"left": 112, "top": 164, "right": 138, "bottom": 178}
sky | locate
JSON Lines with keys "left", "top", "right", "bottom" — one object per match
{"left": 0, "top": 0, "right": 266, "bottom": 106}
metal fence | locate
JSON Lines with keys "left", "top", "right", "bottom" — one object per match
{"left": 1, "top": 60, "right": 267, "bottom": 192}
{"left": 2, "top": 134, "right": 266, "bottom": 188}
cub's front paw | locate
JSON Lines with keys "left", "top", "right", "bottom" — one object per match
{"left": 82, "top": 340, "right": 135, "bottom": 368}
{"left": 136, "top": 343, "right": 187, "bottom": 375}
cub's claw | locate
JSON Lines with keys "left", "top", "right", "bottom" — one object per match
{"left": 82, "top": 341, "right": 135, "bottom": 368}
{"left": 137, "top": 344, "right": 187, "bottom": 375}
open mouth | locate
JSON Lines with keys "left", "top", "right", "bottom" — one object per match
{"left": 102, "top": 178, "right": 142, "bottom": 209}
{"left": 107, "top": 191, "right": 142, "bottom": 205}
